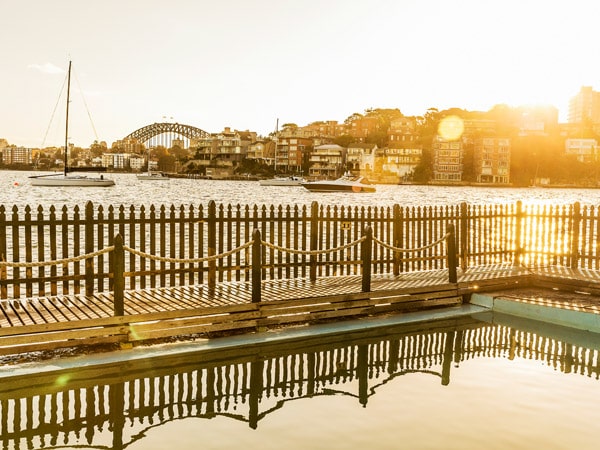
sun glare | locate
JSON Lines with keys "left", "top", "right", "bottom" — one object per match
{"left": 437, "top": 115, "right": 464, "bottom": 141}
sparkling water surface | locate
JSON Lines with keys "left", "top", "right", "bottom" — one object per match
{"left": 4, "top": 170, "right": 600, "bottom": 209}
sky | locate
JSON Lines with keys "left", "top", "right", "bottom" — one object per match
{"left": 1, "top": 0, "right": 599, "bottom": 148}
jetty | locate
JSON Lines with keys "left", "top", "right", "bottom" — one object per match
{"left": 1, "top": 200, "right": 600, "bottom": 356}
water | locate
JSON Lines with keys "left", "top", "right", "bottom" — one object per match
{"left": 3, "top": 170, "right": 600, "bottom": 209}
{"left": 3, "top": 171, "right": 600, "bottom": 449}
{"left": 1, "top": 314, "right": 600, "bottom": 450}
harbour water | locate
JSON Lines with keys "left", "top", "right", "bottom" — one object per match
{"left": 2, "top": 170, "right": 600, "bottom": 449}
{"left": 3, "top": 170, "right": 600, "bottom": 209}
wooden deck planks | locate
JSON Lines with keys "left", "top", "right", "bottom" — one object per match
{"left": 0, "top": 264, "right": 598, "bottom": 332}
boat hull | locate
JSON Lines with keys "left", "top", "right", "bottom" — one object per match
{"left": 301, "top": 174, "right": 376, "bottom": 193}
{"left": 30, "top": 175, "right": 115, "bottom": 187}
{"left": 137, "top": 173, "right": 169, "bottom": 180}
{"left": 301, "top": 183, "right": 376, "bottom": 193}
{"left": 259, "top": 177, "right": 305, "bottom": 186}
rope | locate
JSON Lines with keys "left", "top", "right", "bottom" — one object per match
{"left": 123, "top": 241, "right": 253, "bottom": 264}
{"left": 0, "top": 233, "right": 450, "bottom": 268}
{"left": 261, "top": 236, "right": 366, "bottom": 256}
{"left": 0, "top": 246, "right": 114, "bottom": 268}
{"left": 372, "top": 233, "right": 450, "bottom": 253}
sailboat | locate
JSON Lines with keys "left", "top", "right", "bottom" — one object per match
{"left": 30, "top": 61, "right": 115, "bottom": 187}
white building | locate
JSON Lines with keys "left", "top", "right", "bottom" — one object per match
{"left": 565, "top": 138, "right": 598, "bottom": 163}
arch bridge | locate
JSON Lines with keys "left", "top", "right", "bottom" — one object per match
{"left": 124, "top": 122, "right": 211, "bottom": 149}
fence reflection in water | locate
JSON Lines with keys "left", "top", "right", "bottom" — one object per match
{"left": 1, "top": 315, "right": 599, "bottom": 450}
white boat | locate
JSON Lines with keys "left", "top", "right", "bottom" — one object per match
{"left": 30, "top": 173, "right": 114, "bottom": 187}
{"left": 137, "top": 171, "right": 169, "bottom": 180}
{"left": 259, "top": 175, "right": 305, "bottom": 186}
{"left": 29, "top": 61, "right": 115, "bottom": 187}
{"left": 301, "top": 173, "right": 376, "bottom": 193}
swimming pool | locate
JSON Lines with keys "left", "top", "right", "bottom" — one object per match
{"left": 1, "top": 309, "right": 599, "bottom": 450}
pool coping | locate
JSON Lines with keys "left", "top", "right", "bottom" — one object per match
{"left": 0, "top": 303, "right": 487, "bottom": 379}
{"left": 470, "top": 291, "right": 600, "bottom": 333}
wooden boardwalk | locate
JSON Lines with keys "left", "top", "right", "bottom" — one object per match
{"left": 1, "top": 263, "right": 600, "bottom": 357}
{"left": 0, "top": 263, "right": 531, "bottom": 328}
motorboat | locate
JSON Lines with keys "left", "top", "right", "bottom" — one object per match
{"left": 29, "top": 61, "right": 115, "bottom": 187}
{"left": 259, "top": 175, "right": 306, "bottom": 186}
{"left": 137, "top": 171, "right": 169, "bottom": 180}
{"left": 301, "top": 173, "right": 376, "bottom": 193}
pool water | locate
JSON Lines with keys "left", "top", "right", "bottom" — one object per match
{"left": 1, "top": 312, "right": 599, "bottom": 450}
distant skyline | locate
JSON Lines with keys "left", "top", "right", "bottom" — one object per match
{"left": 1, "top": 0, "right": 599, "bottom": 148}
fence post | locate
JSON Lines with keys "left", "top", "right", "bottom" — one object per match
{"left": 362, "top": 226, "right": 372, "bottom": 292}
{"left": 208, "top": 200, "right": 217, "bottom": 291}
{"left": 252, "top": 228, "right": 262, "bottom": 303}
{"left": 460, "top": 202, "right": 468, "bottom": 271}
{"left": 570, "top": 202, "right": 581, "bottom": 269}
{"left": 309, "top": 201, "right": 319, "bottom": 282}
{"left": 514, "top": 200, "right": 523, "bottom": 266}
{"left": 113, "top": 233, "right": 124, "bottom": 316}
{"left": 446, "top": 223, "right": 457, "bottom": 284}
{"left": 85, "top": 201, "right": 94, "bottom": 296}
{"left": 393, "top": 204, "right": 403, "bottom": 276}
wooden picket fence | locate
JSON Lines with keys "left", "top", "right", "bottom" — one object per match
{"left": 0, "top": 200, "right": 597, "bottom": 301}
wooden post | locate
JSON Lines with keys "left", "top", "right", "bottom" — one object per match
{"left": 208, "top": 200, "right": 217, "bottom": 291}
{"left": 460, "top": 202, "right": 468, "bottom": 271}
{"left": 309, "top": 201, "right": 319, "bottom": 282}
{"left": 446, "top": 223, "right": 457, "bottom": 284}
{"left": 393, "top": 204, "right": 403, "bottom": 276}
{"left": 362, "top": 226, "right": 372, "bottom": 292}
{"left": 514, "top": 200, "right": 523, "bottom": 266}
{"left": 113, "top": 233, "right": 124, "bottom": 316}
{"left": 570, "top": 202, "right": 581, "bottom": 269}
{"left": 441, "top": 330, "right": 455, "bottom": 386}
{"left": 85, "top": 201, "right": 94, "bottom": 296}
{"left": 252, "top": 228, "right": 262, "bottom": 303}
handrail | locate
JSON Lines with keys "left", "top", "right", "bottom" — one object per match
{"left": 123, "top": 242, "right": 253, "bottom": 264}
{"left": 0, "top": 234, "right": 449, "bottom": 267}
{"left": 0, "top": 247, "right": 115, "bottom": 268}
{"left": 0, "top": 228, "right": 457, "bottom": 308}
{"left": 261, "top": 236, "right": 366, "bottom": 256}
{"left": 373, "top": 233, "right": 449, "bottom": 253}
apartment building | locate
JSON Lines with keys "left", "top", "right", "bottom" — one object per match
{"left": 387, "top": 117, "right": 418, "bottom": 145}
{"left": 346, "top": 143, "right": 377, "bottom": 174}
{"left": 432, "top": 135, "right": 463, "bottom": 182}
{"left": 275, "top": 136, "right": 312, "bottom": 173}
{"left": 569, "top": 86, "right": 600, "bottom": 124}
{"left": 474, "top": 137, "right": 510, "bottom": 184}
{"left": 347, "top": 115, "right": 380, "bottom": 140}
{"left": 193, "top": 127, "right": 244, "bottom": 168}
{"left": 308, "top": 144, "right": 345, "bottom": 179}
{"left": 382, "top": 146, "right": 422, "bottom": 180}
{"left": 1, "top": 146, "right": 33, "bottom": 165}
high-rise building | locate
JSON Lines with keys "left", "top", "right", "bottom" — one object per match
{"left": 569, "top": 86, "right": 600, "bottom": 124}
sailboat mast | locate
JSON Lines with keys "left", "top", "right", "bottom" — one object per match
{"left": 274, "top": 118, "right": 279, "bottom": 173}
{"left": 64, "top": 61, "right": 72, "bottom": 176}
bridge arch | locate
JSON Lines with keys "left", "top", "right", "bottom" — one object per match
{"left": 124, "top": 122, "right": 211, "bottom": 148}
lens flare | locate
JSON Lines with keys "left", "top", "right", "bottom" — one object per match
{"left": 438, "top": 115, "right": 464, "bottom": 141}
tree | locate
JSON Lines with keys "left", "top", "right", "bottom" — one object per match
{"left": 334, "top": 134, "right": 355, "bottom": 147}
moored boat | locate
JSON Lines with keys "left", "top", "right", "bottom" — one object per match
{"left": 259, "top": 175, "right": 306, "bottom": 186}
{"left": 137, "top": 171, "right": 169, "bottom": 181}
{"left": 301, "top": 173, "right": 376, "bottom": 193}
{"left": 29, "top": 61, "right": 115, "bottom": 187}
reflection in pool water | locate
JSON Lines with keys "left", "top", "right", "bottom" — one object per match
{"left": 1, "top": 312, "right": 600, "bottom": 449}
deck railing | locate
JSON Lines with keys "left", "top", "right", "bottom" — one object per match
{"left": 0, "top": 200, "right": 595, "bottom": 300}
